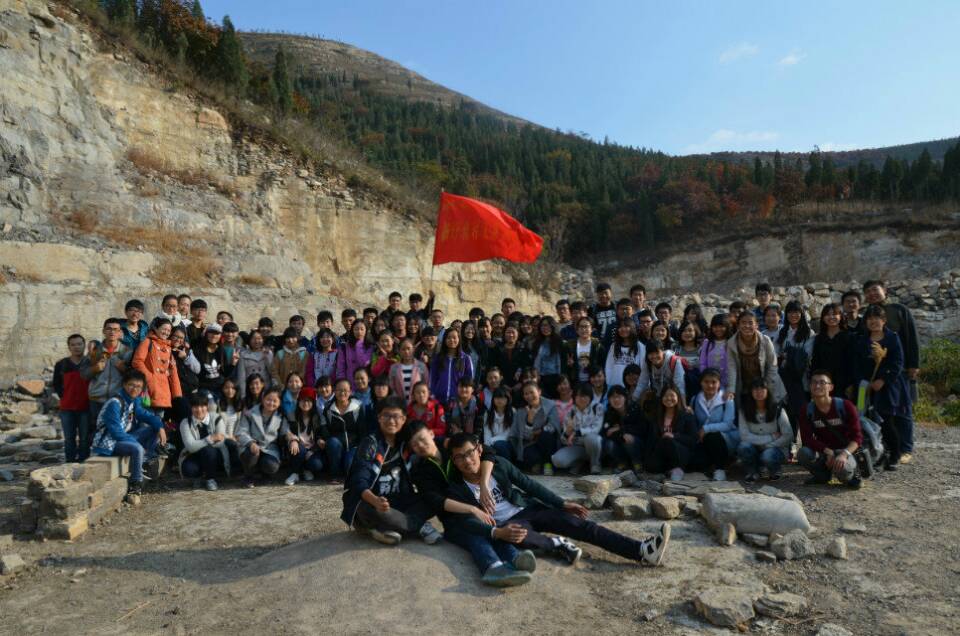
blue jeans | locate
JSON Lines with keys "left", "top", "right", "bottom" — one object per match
{"left": 60, "top": 410, "right": 90, "bottom": 462}
{"left": 289, "top": 446, "right": 324, "bottom": 474}
{"left": 88, "top": 400, "right": 106, "bottom": 456}
{"left": 444, "top": 524, "right": 520, "bottom": 574}
{"left": 602, "top": 436, "right": 642, "bottom": 467}
{"left": 737, "top": 443, "right": 786, "bottom": 475}
{"left": 325, "top": 437, "right": 356, "bottom": 477}
{"left": 112, "top": 426, "right": 159, "bottom": 482}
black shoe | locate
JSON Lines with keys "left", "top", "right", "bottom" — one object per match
{"left": 804, "top": 476, "right": 829, "bottom": 486}
{"left": 555, "top": 539, "right": 582, "bottom": 565}
{"left": 884, "top": 463, "right": 898, "bottom": 472}
{"left": 846, "top": 476, "right": 863, "bottom": 489}
{"left": 127, "top": 480, "right": 143, "bottom": 496}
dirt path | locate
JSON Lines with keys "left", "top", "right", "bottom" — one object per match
{"left": 1, "top": 425, "right": 958, "bottom": 635}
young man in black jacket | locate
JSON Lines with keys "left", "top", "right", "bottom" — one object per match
{"left": 407, "top": 421, "right": 535, "bottom": 587}
{"left": 444, "top": 432, "right": 671, "bottom": 567}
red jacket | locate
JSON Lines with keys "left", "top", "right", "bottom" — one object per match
{"left": 407, "top": 399, "right": 446, "bottom": 438}
{"left": 53, "top": 358, "right": 89, "bottom": 411}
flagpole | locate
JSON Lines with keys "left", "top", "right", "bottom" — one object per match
{"left": 430, "top": 187, "right": 443, "bottom": 293}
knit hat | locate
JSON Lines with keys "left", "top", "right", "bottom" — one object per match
{"left": 298, "top": 387, "right": 317, "bottom": 402}
{"left": 205, "top": 323, "right": 223, "bottom": 334}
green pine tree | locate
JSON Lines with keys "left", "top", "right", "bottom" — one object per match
{"left": 273, "top": 45, "right": 293, "bottom": 116}
{"left": 214, "top": 16, "right": 248, "bottom": 97}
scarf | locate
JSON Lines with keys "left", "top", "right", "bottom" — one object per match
{"left": 738, "top": 332, "right": 761, "bottom": 388}
{"left": 696, "top": 391, "right": 725, "bottom": 415}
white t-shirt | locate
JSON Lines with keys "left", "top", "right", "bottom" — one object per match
{"left": 485, "top": 411, "right": 510, "bottom": 443}
{"left": 576, "top": 340, "right": 592, "bottom": 382}
{"left": 466, "top": 476, "right": 522, "bottom": 524}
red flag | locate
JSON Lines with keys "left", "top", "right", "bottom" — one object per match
{"left": 432, "top": 192, "right": 543, "bottom": 265}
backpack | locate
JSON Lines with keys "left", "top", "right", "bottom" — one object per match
{"left": 806, "top": 396, "right": 884, "bottom": 479}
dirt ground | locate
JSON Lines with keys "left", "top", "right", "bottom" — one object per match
{"left": 1, "top": 424, "right": 958, "bottom": 636}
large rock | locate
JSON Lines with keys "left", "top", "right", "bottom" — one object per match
{"left": 0, "top": 553, "right": 26, "bottom": 575}
{"left": 573, "top": 475, "right": 620, "bottom": 508}
{"left": 754, "top": 592, "right": 807, "bottom": 617}
{"left": 827, "top": 536, "right": 848, "bottom": 560}
{"left": 15, "top": 380, "right": 45, "bottom": 397}
{"left": 610, "top": 495, "right": 651, "bottom": 519}
{"left": 686, "top": 481, "right": 746, "bottom": 498}
{"left": 693, "top": 586, "right": 762, "bottom": 628}
{"left": 651, "top": 497, "right": 681, "bottom": 520}
{"left": 19, "top": 425, "right": 58, "bottom": 440}
{"left": 701, "top": 493, "right": 810, "bottom": 535}
{"left": 816, "top": 624, "right": 854, "bottom": 636}
{"left": 770, "top": 529, "right": 815, "bottom": 561}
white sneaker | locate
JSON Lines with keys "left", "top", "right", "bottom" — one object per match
{"left": 370, "top": 528, "right": 402, "bottom": 545}
{"left": 640, "top": 522, "right": 671, "bottom": 566}
{"left": 284, "top": 473, "right": 300, "bottom": 486}
{"left": 302, "top": 470, "right": 315, "bottom": 482}
{"left": 712, "top": 469, "right": 727, "bottom": 482}
{"left": 204, "top": 479, "right": 218, "bottom": 492}
{"left": 419, "top": 522, "right": 443, "bottom": 545}
{"left": 669, "top": 467, "right": 684, "bottom": 482}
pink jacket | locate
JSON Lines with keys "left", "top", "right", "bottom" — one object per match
{"left": 388, "top": 360, "right": 430, "bottom": 403}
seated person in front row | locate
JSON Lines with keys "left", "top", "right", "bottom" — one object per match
{"left": 444, "top": 432, "right": 671, "bottom": 568}
{"left": 798, "top": 370, "right": 863, "bottom": 489}
{"left": 91, "top": 368, "right": 165, "bottom": 501}
{"left": 341, "top": 396, "right": 442, "bottom": 546}
{"left": 406, "top": 421, "right": 537, "bottom": 588}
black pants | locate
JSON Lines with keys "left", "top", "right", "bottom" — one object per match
{"left": 876, "top": 410, "right": 902, "bottom": 464}
{"left": 240, "top": 447, "right": 280, "bottom": 476}
{"left": 521, "top": 430, "right": 558, "bottom": 469}
{"left": 505, "top": 503, "right": 643, "bottom": 561}
{"left": 355, "top": 494, "right": 432, "bottom": 536}
{"left": 181, "top": 445, "right": 220, "bottom": 479}
{"left": 700, "top": 432, "right": 729, "bottom": 472}
{"left": 643, "top": 437, "right": 692, "bottom": 473}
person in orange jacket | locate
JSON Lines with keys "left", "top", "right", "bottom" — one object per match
{"left": 132, "top": 317, "right": 182, "bottom": 417}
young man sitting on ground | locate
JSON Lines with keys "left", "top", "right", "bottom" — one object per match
{"left": 444, "top": 432, "right": 671, "bottom": 568}
{"left": 91, "top": 369, "right": 165, "bottom": 501}
{"left": 341, "top": 396, "right": 442, "bottom": 546}
{"left": 406, "top": 421, "right": 536, "bottom": 587}
{"left": 798, "top": 370, "right": 863, "bottom": 489}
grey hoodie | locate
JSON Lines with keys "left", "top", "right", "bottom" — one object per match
{"left": 81, "top": 341, "right": 133, "bottom": 402}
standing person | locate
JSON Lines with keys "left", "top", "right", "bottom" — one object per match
{"left": 335, "top": 320, "right": 374, "bottom": 390}
{"left": 132, "top": 317, "right": 182, "bottom": 418}
{"left": 752, "top": 283, "right": 778, "bottom": 324}
{"left": 737, "top": 379, "right": 792, "bottom": 481}
{"left": 629, "top": 284, "right": 648, "bottom": 321}
{"left": 185, "top": 299, "right": 208, "bottom": 348}
{"left": 177, "top": 294, "right": 192, "bottom": 325}
{"left": 236, "top": 330, "right": 273, "bottom": 400}
{"left": 340, "top": 397, "right": 441, "bottom": 546}
{"left": 91, "top": 370, "right": 165, "bottom": 500}
{"left": 675, "top": 320, "right": 703, "bottom": 398}
{"left": 725, "top": 312, "right": 786, "bottom": 407}
{"left": 406, "top": 291, "right": 435, "bottom": 329}
{"left": 243, "top": 374, "right": 266, "bottom": 412}
{"left": 588, "top": 366, "right": 609, "bottom": 411}
{"left": 681, "top": 304, "right": 709, "bottom": 337}
{"left": 283, "top": 387, "right": 325, "bottom": 485}
{"left": 589, "top": 283, "right": 618, "bottom": 346}
{"left": 776, "top": 300, "right": 815, "bottom": 438}
{"left": 53, "top": 334, "right": 90, "bottom": 462}
{"left": 495, "top": 325, "right": 531, "bottom": 398}
{"left": 635, "top": 341, "right": 686, "bottom": 403}
{"left": 83, "top": 319, "right": 132, "bottom": 453}
{"left": 640, "top": 384, "right": 700, "bottom": 481}
{"left": 369, "top": 331, "right": 398, "bottom": 380}
{"left": 431, "top": 329, "right": 475, "bottom": 406}
{"left": 553, "top": 375, "right": 575, "bottom": 425}
{"left": 811, "top": 303, "right": 853, "bottom": 398}
{"left": 692, "top": 369, "right": 737, "bottom": 481}
{"left": 562, "top": 317, "right": 604, "bottom": 388}
{"left": 510, "top": 382, "right": 560, "bottom": 475}
{"left": 320, "top": 379, "right": 366, "bottom": 479}
{"left": 389, "top": 338, "right": 429, "bottom": 404}
{"left": 178, "top": 392, "right": 231, "bottom": 491}
{"left": 169, "top": 327, "right": 200, "bottom": 397}
{"left": 760, "top": 305, "right": 783, "bottom": 339}
{"left": 699, "top": 314, "right": 731, "bottom": 388}
{"left": 121, "top": 299, "right": 148, "bottom": 350}
{"left": 460, "top": 320, "right": 485, "bottom": 382}
{"left": 235, "top": 387, "right": 287, "bottom": 487}
{"left": 481, "top": 386, "right": 515, "bottom": 461}
{"left": 654, "top": 303, "right": 680, "bottom": 341}
{"left": 862, "top": 280, "right": 919, "bottom": 462}
{"left": 281, "top": 372, "right": 304, "bottom": 421}
{"left": 195, "top": 324, "right": 231, "bottom": 402}
{"left": 305, "top": 328, "right": 337, "bottom": 387}
{"left": 416, "top": 326, "right": 439, "bottom": 368}
{"left": 853, "top": 306, "right": 909, "bottom": 469}
{"left": 798, "top": 371, "right": 863, "bottom": 488}
{"left": 272, "top": 327, "right": 308, "bottom": 386}
{"left": 841, "top": 290, "right": 864, "bottom": 334}
{"left": 532, "top": 317, "right": 563, "bottom": 399}
{"left": 551, "top": 384, "right": 605, "bottom": 474}
{"left": 221, "top": 322, "right": 242, "bottom": 366}
{"left": 555, "top": 299, "right": 573, "bottom": 332}
{"left": 604, "top": 319, "right": 645, "bottom": 388}
{"left": 157, "top": 294, "right": 184, "bottom": 328}
{"left": 635, "top": 310, "right": 655, "bottom": 347}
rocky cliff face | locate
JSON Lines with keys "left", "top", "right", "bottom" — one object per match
{"left": 0, "top": 1, "right": 565, "bottom": 381}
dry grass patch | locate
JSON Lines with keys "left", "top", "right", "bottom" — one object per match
{"left": 233, "top": 273, "right": 275, "bottom": 287}
{"left": 152, "top": 252, "right": 222, "bottom": 287}
{"left": 126, "top": 147, "right": 240, "bottom": 199}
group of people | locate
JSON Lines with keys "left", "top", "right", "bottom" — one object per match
{"left": 49, "top": 279, "right": 919, "bottom": 586}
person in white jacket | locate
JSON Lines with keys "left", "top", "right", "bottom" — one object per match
{"left": 551, "top": 384, "right": 605, "bottom": 474}
{"left": 178, "top": 392, "right": 232, "bottom": 491}
{"left": 634, "top": 341, "right": 686, "bottom": 403}
{"left": 736, "top": 378, "right": 792, "bottom": 481}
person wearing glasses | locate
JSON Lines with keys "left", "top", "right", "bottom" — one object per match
{"left": 443, "top": 432, "right": 672, "bottom": 568}
{"left": 341, "top": 396, "right": 442, "bottom": 546}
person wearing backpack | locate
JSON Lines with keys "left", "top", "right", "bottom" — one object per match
{"left": 798, "top": 370, "right": 863, "bottom": 489}
{"left": 737, "top": 378, "right": 792, "bottom": 481}
{"left": 634, "top": 341, "right": 686, "bottom": 404}
{"left": 272, "top": 327, "right": 308, "bottom": 386}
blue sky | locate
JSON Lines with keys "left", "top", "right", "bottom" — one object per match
{"left": 203, "top": 0, "right": 960, "bottom": 155}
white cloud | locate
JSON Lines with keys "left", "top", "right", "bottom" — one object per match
{"left": 818, "top": 142, "right": 859, "bottom": 152}
{"left": 719, "top": 42, "right": 759, "bottom": 64}
{"left": 778, "top": 49, "right": 806, "bottom": 66}
{"left": 683, "top": 129, "right": 780, "bottom": 154}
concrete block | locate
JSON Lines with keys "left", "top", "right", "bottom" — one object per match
{"left": 39, "top": 514, "right": 89, "bottom": 540}
{"left": 17, "top": 499, "right": 37, "bottom": 533}
{"left": 39, "top": 481, "right": 93, "bottom": 519}
{"left": 83, "top": 456, "right": 120, "bottom": 481}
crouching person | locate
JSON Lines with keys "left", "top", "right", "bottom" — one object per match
{"left": 178, "top": 391, "right": 232, "bottom": 491}
{"left": 91, "top": 369, "right": 165, "bottom": 500}
{"left": 445, "top": 432, "right": 671, "bottom": 568}
{"left": 406, "top": 421, "right": 535, "bottom": 587}
{"left": 341, "top": 396, "right": 441, "bottom": 546}
{"left": 235, "top": 387, "right": 286, "bottom": 488}
{"left": 798, "top": 370, "right": 863, "bottom": 489}
{"left": 737, "top": 378, "right": 792, "bottom": 481}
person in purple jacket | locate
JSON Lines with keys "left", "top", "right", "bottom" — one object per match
{"left": 430, "top": 328, "right": 475, "bottom": 405}
{"left": 335, "top": 320, "right": 374, "bottom": 391}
